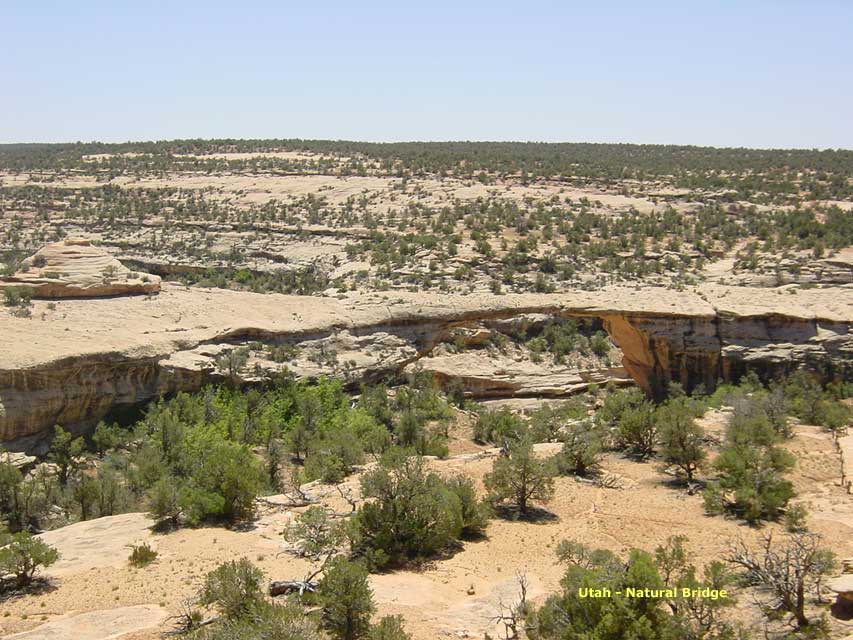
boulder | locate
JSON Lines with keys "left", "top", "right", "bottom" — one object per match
{"left": 829, "top": 573, "right": 853, "bottom": 604}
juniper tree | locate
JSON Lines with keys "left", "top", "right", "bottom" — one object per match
{"left": 318, "top": 558, "right": 375, "bottom": 640}
{"left": 728, "top": 532, "right": 835, "bottom": 629}
{"left": 657, "top": 397, "right": 706, "bottom": 482}
{"left": 484, "top": 439, "right": 555, "bottom": 516}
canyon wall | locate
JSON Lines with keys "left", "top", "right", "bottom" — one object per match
{"left": 1, "top": 284, "right": 850, "bottom": 447}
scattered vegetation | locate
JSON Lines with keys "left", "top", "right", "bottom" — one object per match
{"left": 183, "top": 556, "right": 411, "bottom": 640}
{"left": 0, "top": 338, "right": 847, "bottom": 638}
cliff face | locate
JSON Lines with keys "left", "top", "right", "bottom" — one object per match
{"left": 0, "top": 356, "right": 205, "bottom": 447}
{"left": 1, "top": 284, "right": 850, "bottom": 446}
{"left": 600, "top": 314, "right": 721, "bottom": 399}
{"left": 602, "top": 313, "right": 852, "bottom": 399}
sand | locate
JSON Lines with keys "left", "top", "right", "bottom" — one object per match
{"left": 2, "top": 424, "right": 851, "bottom": 640}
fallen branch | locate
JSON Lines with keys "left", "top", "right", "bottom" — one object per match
{"left": 163, "top": 600, "right": 217, "bottom": 636}
{"left": 256, "top": 496, "right": 312, "bottom": 512}
{"left": 269, "top": 580, "right": 319, "bottom": 597}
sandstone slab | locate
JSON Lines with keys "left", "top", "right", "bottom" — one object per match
{"left": 5, "top": 604, "right": 169, "bottom": 640}
{"left": 0, "top": 239, "right": 160, "bottom": 298}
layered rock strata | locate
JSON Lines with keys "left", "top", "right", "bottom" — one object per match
{"left": 0, "top": 239, "right": 160, "bottom": 298}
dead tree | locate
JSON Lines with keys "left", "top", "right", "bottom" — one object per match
{"left": 490, "top": 573, "right": 532, "bottom": 640}
{"left": 335, "top": 484, "right": 359, "bottom": 515}
{"left": 272, "top": 505, "right": 346, "bottom": 597}
{"left": 727, "top": 532, "right": 836, "bottom": 629}
{"left": 281, "top": 465, "right": 313, "bottom": 506}
{"left": 163, "top": 598, "right": 216, "bottom": 636}
{"left": 594, "top": 473, "right": 623, "bottom": 490}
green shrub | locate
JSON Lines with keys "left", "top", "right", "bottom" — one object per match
{"left": 0, "top": 531, "right": 60, "bottom": 588}
{"left": 534, "top": 546, "right": 667, "bottom": 639}
{"left": 590, "top": 331, "right": 610, "bottom": 357}
{"left": 528, "top": 400, "right": 586, "bottom": 443}
{"left": 91, "top": 421, "right": 128, "bottom": 455}
{"left": 48, "top": 425, "right": 85, "bottom": 487}
{"left": 533, "top": 539, "right": 736, "bottom": 640}
{"left": 199, "top": 558, "right": 265, "bottom": 620}
{"left": 540, "top": 320, "right": 580, "bottom": 364}
{"left": 0, "top": 462, "right": 57, "bottom": 533}
{"left": 728, "top": 393, "right": 784, "bottom": 445}
{"left": 283, "top": 506, "right": 346, "bottom": 560}
{"left": 179, "top": 438, "right": 265, "bottom": 524}
{"left": 358, "top": 384, "right": 394, "bottom": 429}
{"left": 657, "top": 396, "right": 706, "bottom": 482}
{"left": 393, "top": 376, "right": 452, "bottom": 457}
{"left": 367, "top": 616, "right": 412, "bottom": 640}
{"left": 350, "top": 452, "right": 480, "bottom": 569}
{"left": 784, "top": 503, "right": 809, "bottom": 533}
{"left": 446, "top": 378, "right": 467, "bottom": 409}
{"left": 2, "top": 286, "right": 34, "bottom": 307}
{"left": 128, "top": 542, "right": 158, "bottom": 567}
{"left": 444, "top": 475, "right": 489, "bottom": 538}
{"left": 147, "top": 476, "right": 181, "bottom": 524}
{"left": 815, "top": 398, "right": 850, "bottom": 432}
{"left": 616, "top": 402, "right": 657, "bottom": 458}
{"left": 705, "top": 444, "right": 794, "bottom": 523}
{"left": 305, "top": 428, "right": 364, "bottom": 484}
{"left": 552, "top": 420, "right": 602, "bottom": 477}
{"left": 595, "top": 388, "right": 646, "bottom": 446}
{"left": 473, "top": 407, "right": 526, "bottom": 446}
{"left": 484, "top": 439, "right": 555, "bottom": 516}
{"left": 784, "top": 371, "right": 824, "bottom": 424}
{"left": 318, "top": 557, "right": 375, "bottom": 640}
{"left": 701, "top": 387, "right": 797, "bottom": 523}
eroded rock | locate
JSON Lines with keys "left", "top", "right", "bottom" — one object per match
{"left": 0, "top": 239, "right": 160, "bottom": 298}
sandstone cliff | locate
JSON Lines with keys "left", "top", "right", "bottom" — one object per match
{"left": 0, "top": 284, "right": 850, "bottom": 446}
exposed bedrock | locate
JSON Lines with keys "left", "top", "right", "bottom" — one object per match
{"left": 0, "top": 284, "right": 850, "bottom": 446}
{"left": 0, "top": 239, "right": 161, "bottom": 298}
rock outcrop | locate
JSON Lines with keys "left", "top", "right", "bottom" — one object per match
{"left": 0, "top": 239, "right": 160, "bottom": 298}
{"left": 0, "top": 284, "right": 850, "bottom": 446}
{"left": 413, "top": 350, "right": 632, "bottom": 398}
{"left": 829, "top": 558, "right": 853, "bottom": 607}
{"left": 726, "top": 248, "right": 853, "bottom": 287}
{"left": 5, "top": 605, "right": 170, "bottom": 640}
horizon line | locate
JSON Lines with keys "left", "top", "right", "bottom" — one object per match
{"left": 1, "top": 137, "right": 851, "bottom": 153}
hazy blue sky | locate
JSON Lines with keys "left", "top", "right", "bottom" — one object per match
{"left": 3, "top": 1, "right": 851, "bottom": 148}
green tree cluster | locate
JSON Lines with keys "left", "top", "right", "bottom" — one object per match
{"left": 532, "top": 537, "right": 738, "bottom": 640}
{"left": 350, "top": 451, "right": 488, "bottom": 569}
{"left": 703, "top": 393, "right": 795, "bottom": 524}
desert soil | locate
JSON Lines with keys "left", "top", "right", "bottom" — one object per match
{"left": 1, "top": 415, "right": 851, "bottom": 640}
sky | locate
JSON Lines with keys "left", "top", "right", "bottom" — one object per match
{"left": 2, "top": 1, "right": 852, "bottom": 148}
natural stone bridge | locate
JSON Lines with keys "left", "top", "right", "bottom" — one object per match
{"left": 1, "top": 283, "right": 850, "bottom": 447}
